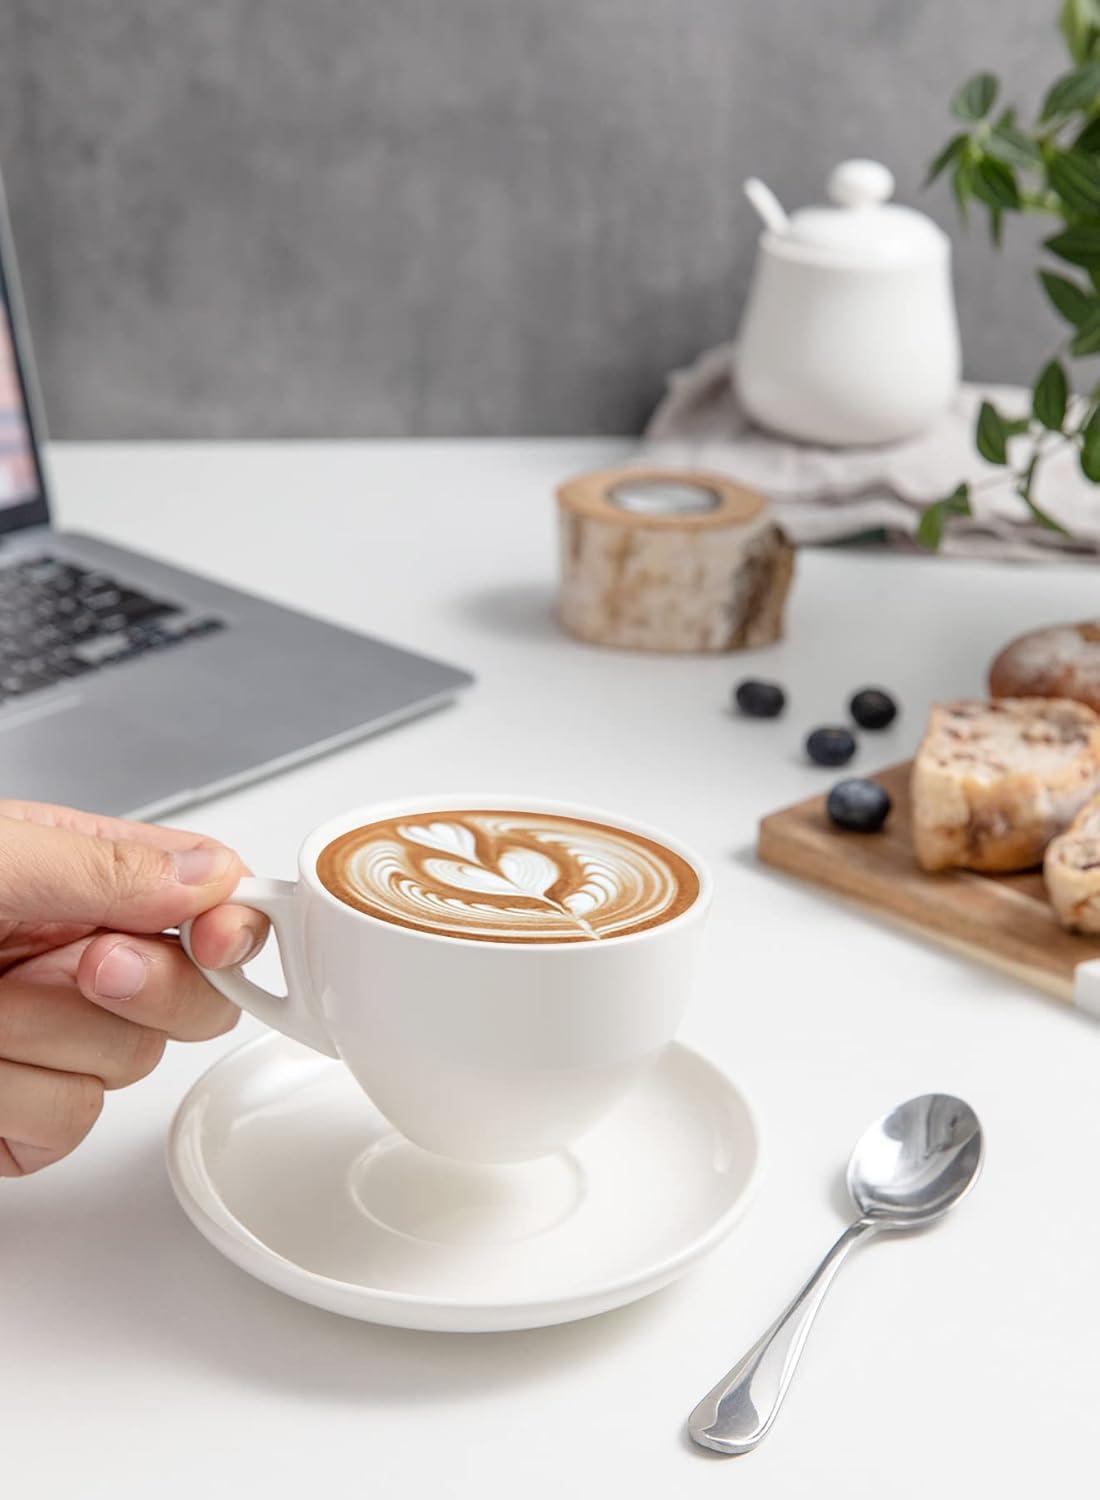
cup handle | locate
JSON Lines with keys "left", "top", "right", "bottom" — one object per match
{"left": 178, "top": 876, "right": 339, "bottom": 1058}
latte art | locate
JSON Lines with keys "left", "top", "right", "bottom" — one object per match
{"left": 316, "top": 810, "right": 699, "bottom": 942}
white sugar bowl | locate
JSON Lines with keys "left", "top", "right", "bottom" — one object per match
{"left": 736, "top": 159, "right": 961, "bottom": 447}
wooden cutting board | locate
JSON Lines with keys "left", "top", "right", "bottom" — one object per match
{"left": 757, "top": 761, "right": 1100, "bottom": 1013}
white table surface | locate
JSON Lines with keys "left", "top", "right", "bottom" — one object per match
{"left": 5, "top": 438, "right": 1098, "bottom": 1497}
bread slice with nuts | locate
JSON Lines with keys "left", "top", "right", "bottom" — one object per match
{"left": 911, "top": 698, "right": 1100, "bottom": 873}
{"left": 1045, "top": 795, "right": 1100, "bottom": 932}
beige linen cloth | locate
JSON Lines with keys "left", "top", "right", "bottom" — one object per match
{"left": 641, "top": 343, "right": 1100, "bottom": 561}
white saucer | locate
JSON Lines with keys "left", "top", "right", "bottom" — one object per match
{"left": 167, "top": 1033, "right": 762, "bottom": 1333}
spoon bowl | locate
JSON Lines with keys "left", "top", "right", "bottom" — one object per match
{"left": 847, "top": 1092, "right": 983, "bottom": 1228}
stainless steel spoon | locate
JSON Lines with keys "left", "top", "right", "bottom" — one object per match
{"left": 688, "top": 1093, "right": 984, "bottom": 1456}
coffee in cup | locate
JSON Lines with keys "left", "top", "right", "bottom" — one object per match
{"left": 315, "top": 808, "right": 700, "bottom": 943}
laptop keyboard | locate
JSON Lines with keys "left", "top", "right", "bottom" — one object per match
{"left": 0, "top": 555, "right": 224, "bottom": 705}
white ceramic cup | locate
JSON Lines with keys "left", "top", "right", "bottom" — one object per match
{"left": 180, "top": 796, "right": 711, "bottom": 1164}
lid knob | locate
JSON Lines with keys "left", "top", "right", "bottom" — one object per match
{"left": 826, "top": 159, "right": 895, "bottom": 209}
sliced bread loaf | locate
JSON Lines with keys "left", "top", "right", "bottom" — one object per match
{"left": 989, "top": 620, "right": 1100, "bottom": 712}
{"left": 1045, "top": 795, "right": 1100, "bottom": 932}
{"left": 911, "top": 697, "right": 1100, "bottom": 873}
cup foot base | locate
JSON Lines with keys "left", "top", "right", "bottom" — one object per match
{"left": 348, "top": 1135, "right": 585, "bottom": 1246}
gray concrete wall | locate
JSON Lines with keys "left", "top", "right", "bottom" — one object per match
{"left": 0, "top": 1, "right": 1064, "bottom": 438}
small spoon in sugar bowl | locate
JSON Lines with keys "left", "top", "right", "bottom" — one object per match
{"left": 688, "top": 1092, "right": 984, "bottom": 1456}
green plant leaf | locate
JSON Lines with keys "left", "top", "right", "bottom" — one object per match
{"left": 1032, "top": 271, "right": 1092, "bottom": 327}
{"left": 976, "top": 401, "right": 1011, "bottom": 463}
{"left": 1033, "top": 360, "right": 1069, "bottom": 429}
{"left": 1046, "top": 225, "right": 1100, "bottom": 267}
{"left": 1075, "top": 115, "right": 1100, "bottom": 154}
{"left": 972, "top": 157, "right": 1021, "bottom": 210}
{"left": 1039, "top": 269, "right": 1099, "bottom": 325}
{"left": 951, "top": 73, "right": 999, "bottom": 122}
{"left": 916, "top": 484, "right": 971, "bottom": 550}
{"left": 915, "top": 505, "right": 945, "bottom": 549}
{"left": 1081, "top": 433, "right": 1100, "bottom": 480}
{"left": 1061, "top": 0, "right": 1100, "bottom": 65}
{"left": 1040, "top": 61, "right": 1100, "bottom": 121}
{"left": 1048, "top": 150, "right": 1100, "bottom": 212}
{"left": 925, "top": 132, "right": 969, "bottom": 186}
{"left": 1071, "top": 309, "right": 1100, "bottom": 353}
{"left": 989, "top": 119, "right": 1044, "bottom": 169}
{"left": 1080, "top": 404, "right": 1100, "bottom": 479}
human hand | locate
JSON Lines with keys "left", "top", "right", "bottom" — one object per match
{"left": 0, "top": 801, "right": 266, "bottom": 1176}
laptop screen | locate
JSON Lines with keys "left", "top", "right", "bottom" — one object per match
{"left": 0, "top": 202, "right": 50, "bottom": 534}
{"left": 1, "top": 300, "right": 38, "bottom": 507}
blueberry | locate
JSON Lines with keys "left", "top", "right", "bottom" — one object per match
{"left": 849, "top": 687, "right": 897, "bottom": 730}
{"left": 806, "top": 726, "right": 857, "bottom": 767}
{"left": 826, "top": 778, "right": 892, "bottom": 833}
{"left": 734, "top": 678, "right": 786, "bottom": 718}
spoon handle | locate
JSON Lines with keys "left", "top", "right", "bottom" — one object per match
{"left": 688, "top": 1216, "right": 877, "bottom": 1455}
{"left": 743, "top": 177, "right": 790, "bottom": 235}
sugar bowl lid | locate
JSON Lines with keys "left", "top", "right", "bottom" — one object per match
{"left": 746, "top": 159, "right": 949, "bottom": 267}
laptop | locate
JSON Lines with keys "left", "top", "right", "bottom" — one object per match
{"left": 0, "top": 175, "right": 472, "bottom": 818}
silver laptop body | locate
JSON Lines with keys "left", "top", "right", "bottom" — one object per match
{"left": 0, "top": 174, "right": 472, "bottom": 818}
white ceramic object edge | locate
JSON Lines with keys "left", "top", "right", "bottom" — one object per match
{"left": 166, "top": 1035, "right": 765, "bottom": 1333}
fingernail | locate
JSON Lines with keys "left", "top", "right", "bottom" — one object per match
{"left": 93, "top": 944, "right": 148, "bottom": 1001}
{"left": 226, "top": 925, "right": 264, "bottom": 967}
{"left": 172, "top": 847, "right": 234, "bottom": 886}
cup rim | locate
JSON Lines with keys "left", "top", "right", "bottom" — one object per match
{"left": 297, "top": 794, "right": 712, "bottom": 950}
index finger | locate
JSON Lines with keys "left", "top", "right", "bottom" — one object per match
{"left": 0, "top": 799, "right": 227, "bottom": 854}
{"left": 0, "top": 799, "right": 268, "bottom": 956}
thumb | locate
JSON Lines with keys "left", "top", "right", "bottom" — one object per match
{"left": 0, "top": 814, "right": 244, "bottom": 933}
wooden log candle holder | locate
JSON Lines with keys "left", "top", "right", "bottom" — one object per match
{"left": 555, "top": 467, "right": 794, "bottom": 653}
